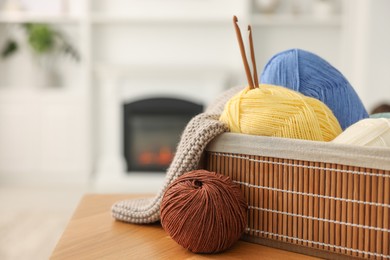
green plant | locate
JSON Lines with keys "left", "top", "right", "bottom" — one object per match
{"left": 1, "top": 23, "right": 80, "bottom": 61}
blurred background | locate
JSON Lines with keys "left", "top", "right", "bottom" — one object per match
{"left": 0, "top": 0, "right": 389, "bottom": 259}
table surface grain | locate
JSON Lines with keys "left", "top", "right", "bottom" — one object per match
{"left": 51, "top": 194, "right": 318, "bottom": 259}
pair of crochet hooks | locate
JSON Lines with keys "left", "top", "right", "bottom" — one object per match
{"left": 233, "top": 15, "right": 259, "bottom": 90}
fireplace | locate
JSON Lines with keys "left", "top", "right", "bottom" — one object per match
{"left": 94, "top": 65, "right": 229, "bottom": 191}
{"left": 124, "top": 98, "right": 203, "bottom": 172}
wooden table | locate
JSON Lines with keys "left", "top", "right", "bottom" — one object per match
{"left": 51, "top": 194, "right": 318, "bottom": 259}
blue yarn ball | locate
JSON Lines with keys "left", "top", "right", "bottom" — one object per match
{"left": 260, "top": 49, "right": 369, "bottom": 130}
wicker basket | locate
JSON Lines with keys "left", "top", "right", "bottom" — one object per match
{"left": 203, "top": 133, "right": 390, "bottom": 259}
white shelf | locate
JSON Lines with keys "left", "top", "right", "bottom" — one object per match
{"left": 251, "top": 14, "right": 342, "bottom": 27}
{"left": 91, "top": 13, "right": 230, "bottom": 25}
{"left": 94, "top": 63, "right": 231, "bottom": 76}
{"left": 0, "top": 12, "right": 81, "bottom": 24}
{"left": 0, "top": 87, "right": 86, "bottom": 100}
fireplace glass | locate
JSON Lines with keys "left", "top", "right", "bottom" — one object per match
{"left": 124, "top": 98, "right": 203, "bottom": 172}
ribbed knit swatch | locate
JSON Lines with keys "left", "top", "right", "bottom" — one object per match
{"left": 220, "top": 85, "right": 342, "bottom": 142}
{"left": 260, "top": 49, "right": 369, "bottom": 130}
{"left": 110, "top": 87, "right": 242, "bottom": 223}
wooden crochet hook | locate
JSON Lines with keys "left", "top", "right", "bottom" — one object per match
{"left": 248, "top": 25, "right": 259, "bottom": 88}
{"left": 233, "top": 16, "right": 259, "bottom": 89}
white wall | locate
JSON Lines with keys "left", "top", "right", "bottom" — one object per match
{"left": 364, "top": 0, "right": 390, "bottom": 111}
{"left": 341, "top": 0, "right": 390, "bottom": 112}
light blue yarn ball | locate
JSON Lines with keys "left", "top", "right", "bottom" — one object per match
{"left": 260, "top": 49, "right": 369, "bottom": 130}
{"left": 370, "top": 113, "right": 390, "bottom": 119}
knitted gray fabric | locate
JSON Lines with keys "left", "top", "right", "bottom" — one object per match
{"left": 111, "top": 86, "right": 243, "bottom": 224}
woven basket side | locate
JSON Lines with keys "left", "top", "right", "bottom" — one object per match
{"left": 205, "top": 152, "right": 390, "bottom": 260}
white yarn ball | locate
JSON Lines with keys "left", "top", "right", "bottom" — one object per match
{"left": 332, "top": 118, "right": 390, "bottom": 147}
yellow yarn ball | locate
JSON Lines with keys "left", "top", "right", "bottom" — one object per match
{"left": 219, "top": 84, "right": 342, "bottom": 141}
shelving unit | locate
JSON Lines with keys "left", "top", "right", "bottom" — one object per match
{"left": 0, "top": 0, "right": 350, "bottom": 92}
{"left": 90, "top": 13, "right": 231, "bottom": 25}
{"left": 0, "top": 12, "right": 80, "bottom": 23}
{"left": 0, "top": 0, "right": 355, "bottom": 187}
{"left": 250, "top": 14, "right": 342, "bottom": 27}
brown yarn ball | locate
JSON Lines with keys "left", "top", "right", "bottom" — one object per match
{"left": 160, "top": 170, "right": 248, "bottom": 253}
